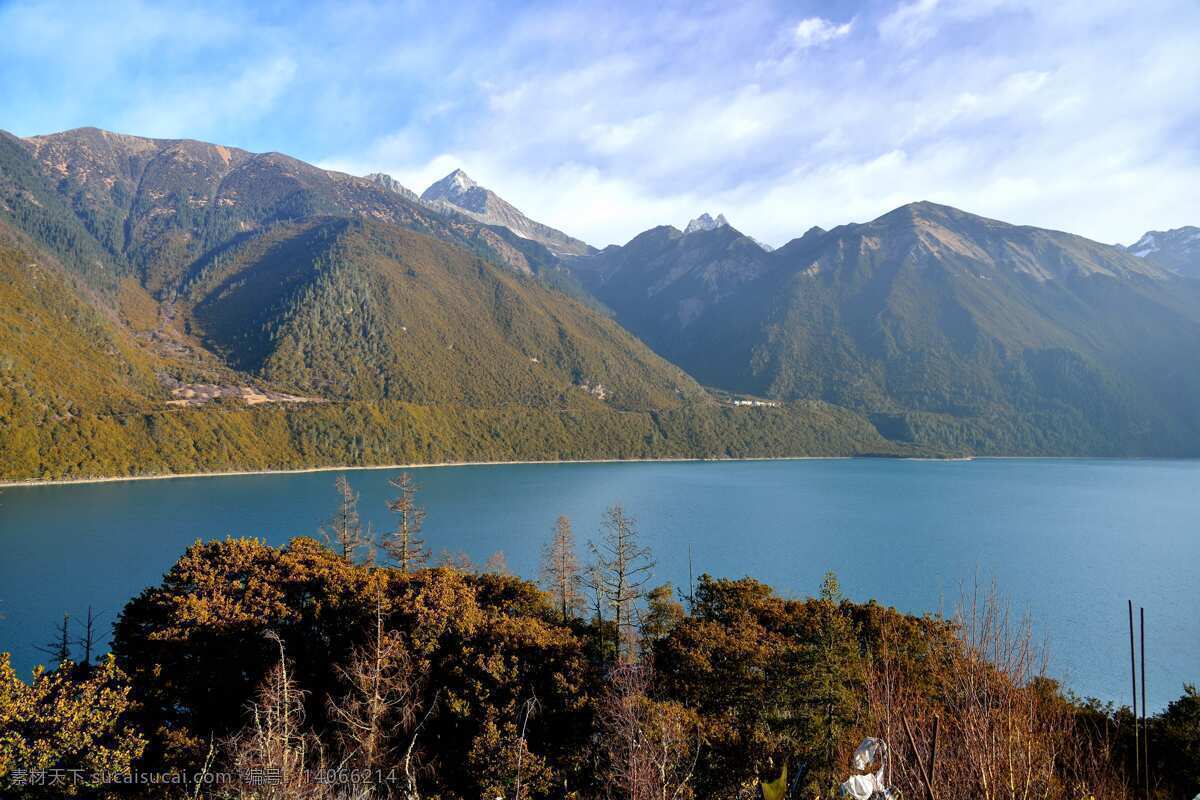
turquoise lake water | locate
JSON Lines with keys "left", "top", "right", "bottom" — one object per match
{"left": 0, "top": 458, "right": 1196, "bottom": 709}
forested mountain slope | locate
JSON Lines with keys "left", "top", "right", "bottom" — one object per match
{"left": 0, "top": 222, "right": 160, "bottom": 445}
{"left": 180, "top": 216, "right": 701, "bottom": 408}
{"left": 0, "top": 128, "right": 905, "bottom": 480}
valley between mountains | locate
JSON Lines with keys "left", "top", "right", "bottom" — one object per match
{"left": 1, "top": 126, "right": 1197, "bottom": 480}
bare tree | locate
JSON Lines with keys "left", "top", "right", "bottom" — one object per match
{"left": 400, "top": 690, "right": 440, "bottom": 800}
{"left": 328, "top": 582, "right": 409, "bottom": 784}
{"left": 322, "top": 474, "right": 370, "bottom": 563}
{"left": 597, "top": 663, "right": 701, "bottom": 800}
{"left": 437, "top": 549, "right": 474, "bottom": 572}
{"left": 583, "top": 561, "right": 605, "bottom": 626}
{"left": 514, "top": 693, "right": 542, "bottom": 800}
{"left": 862, "top": 580, "right": 1123, "bottom": 800}
{"left": 589, "top": 504, "right": 655, "bottom": 663}
{"left": 541, "top": 515, "right": 584, "bottom": 624}
{"left": 940, "top": 580, "right": 1066, "bottom": 800}
{"left": 483, "top": 551, "right": 510, "bottom": 575}
{"left": 384, "top": 472, "right": 429, "bottom": 574}
{"left": 324, "top": 579, "right": 442, "bottom": 800}
{"left": 229, "top": 632, "right": 319, "bottom": 799}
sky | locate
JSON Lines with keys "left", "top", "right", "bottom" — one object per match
{"left": 1, "top": 0, "right": 1197, "bottom": 248}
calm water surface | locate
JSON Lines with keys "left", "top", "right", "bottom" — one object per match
{"left": 0, "top": 458, "right": 1196, "bottom": 709}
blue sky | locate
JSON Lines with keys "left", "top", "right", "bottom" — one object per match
{"left": 1, "top": 0, "right": 1197, "bottom": 247}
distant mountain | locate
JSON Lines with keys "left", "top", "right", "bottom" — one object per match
{"left": 6, "top": 123, "right": 1198, "bottom": 471}
{"left": 568, "top": 201, "right": 1200, "bottom": 455}
{"left": 567, "top": 220, "right": 777, "bottom": 342}
{"left": 1126, "top": 226, "right": 1200, "bottom": 277}
{"left": 420, "top": 169, "right": 594, "bottom": 256}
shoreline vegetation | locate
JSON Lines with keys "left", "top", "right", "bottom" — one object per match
{"left": 1, "top": 477, "right": 1195, "bottom": 799}
{"left": 0, "top": 453, "right": 936, "bottom": 489}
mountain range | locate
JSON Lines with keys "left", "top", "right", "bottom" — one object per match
{"left": 566, "top": 203, "right": 1200, "bottom": 455}
{"left": 0, "top": 126, "right": 1197, "bottom": 480}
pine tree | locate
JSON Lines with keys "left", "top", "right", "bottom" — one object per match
{"left": 540, "top": 515, "right": 583, "bottom": 623}
{"left": 322, "top": 474, "right": 369, "bottom": 563}
{"left": 807, "top": 571, "right": 863, "bottom": 786}
{"left": 589, "top": 504, "right": 655, "bottom": 663}
{"left": 36, "top": 613, "right": 72, "bottom": 668}
{"left": 384, "top": 472, "right": 429, "bottom": 573}
{"left": 76, "top": 606, "right": 102, "bottom": 669}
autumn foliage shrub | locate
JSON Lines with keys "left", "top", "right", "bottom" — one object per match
{"left": 1, "top": 535, "right": 1192, "bottom": 798}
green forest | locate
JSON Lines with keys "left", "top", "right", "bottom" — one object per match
{"left": 0, "top": 476, "right": 1196, "bottom": 799}
{"left": 0, "top": 398, "right": 911, "bottom": 483}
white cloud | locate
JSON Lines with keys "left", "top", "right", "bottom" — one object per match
{"left": 878, "top": 0, "right": 941, "bottom": 47}
{"left": 118, "top": 57, "right": 298, "bottom": 139}
{"left": 793, "top": 17, "right": 854, "bottom": 49}
{"left": 197, "top": 0, "right": 1200, "bottom": 247}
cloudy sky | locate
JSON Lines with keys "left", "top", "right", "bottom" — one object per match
{"left": 1, "top": 0, "right": 1196, "bottom": 247}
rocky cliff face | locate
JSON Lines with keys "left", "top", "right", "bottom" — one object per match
{"left": 364, "top": 172, "right": 420, "bottom": 202}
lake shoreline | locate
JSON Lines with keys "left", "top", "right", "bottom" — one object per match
{"left": 0, "top": 454, "right": 896, "bottom": 489}
{"left": 8, "top": 452, "right": 1196, "bottom": 489}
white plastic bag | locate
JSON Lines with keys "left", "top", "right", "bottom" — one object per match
{"left": 840, "top": 737, "right": 893, "bottom": 799}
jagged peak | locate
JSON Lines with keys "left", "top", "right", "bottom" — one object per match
{"left": 422, "top": 168, "right": 479, "bottom": 200}
{"left": 684, "top": 212, "right": 730, "bottom": 235}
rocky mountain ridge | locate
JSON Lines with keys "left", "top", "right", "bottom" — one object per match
{"left": 1125, "top": 225, "right": 1200, "bottom": 277}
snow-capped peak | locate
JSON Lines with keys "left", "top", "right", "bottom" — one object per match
{"left": 684, "top": 212, "right": 730, "bottom": 234}
{"left": 1129, "top": 232, "right": 1158, "bottom": 258}
{"left": 446, "top": 168, "right": 476, "bottom": 191}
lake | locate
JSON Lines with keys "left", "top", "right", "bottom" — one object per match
{"left": 0, "top": 458, "right": 1196, "bottom": 709}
